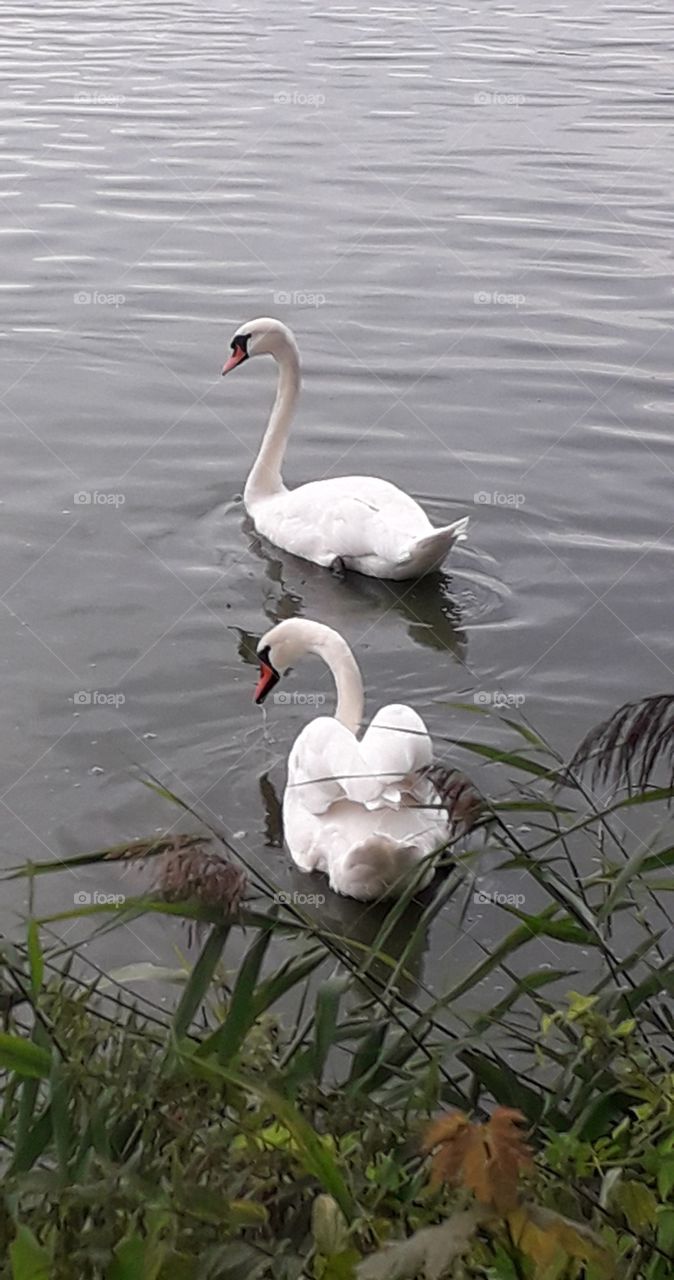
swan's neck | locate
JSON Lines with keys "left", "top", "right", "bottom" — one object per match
{"left": 314, "top": 630, "right": 364, "bottom": 735}
{"left": 244, "top": 340, "right": 300, "bottom": 506}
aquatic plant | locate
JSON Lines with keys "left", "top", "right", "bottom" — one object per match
{"left": 0, "top": 706, "right": 672, "bottom": 1278}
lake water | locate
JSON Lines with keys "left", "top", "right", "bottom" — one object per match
{"left": 1, "top": 0, "right": 672, "bottom": 987}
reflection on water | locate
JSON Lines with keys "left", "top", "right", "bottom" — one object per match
{"left": 233, "top": 508, "right": 469, "bottom": 662}
{"left": 258, "top": 769, "right": 283, "bottom": 850}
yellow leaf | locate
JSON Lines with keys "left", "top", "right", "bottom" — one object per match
{"left": 423, "top": 1112, "right": 473, "bottom": 1189}
{"left": 507, "top": 1205, "right": 567, "bottom": 1278}
{"left": 508, "top": 1203, "right": 615, "bottom": 1278}
{"left": 423, "top": 1108, "right": 533, "bottom": 1213}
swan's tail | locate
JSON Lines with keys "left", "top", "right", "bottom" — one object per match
{"left": 397, "top": 517, "right": 469, "bottom": 578}
{"left": 328, "top": 835, "right": 435, "bottom": 902}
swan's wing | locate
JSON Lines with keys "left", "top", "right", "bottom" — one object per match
{"left": 287, "top": 717, "right": 385, "bottom": 815}
{"left": 261, "top": 478, "right": 430, "bottom": 565}
{"left": 358, "top": 704, "right": 434, "bottom": 807}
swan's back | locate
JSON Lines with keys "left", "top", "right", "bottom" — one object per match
{"left": 283, "top": 708, "right": 450, "bottom": 899}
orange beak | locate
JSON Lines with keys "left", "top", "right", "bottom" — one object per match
{"left": 254, "top": 658, "right": 279, "bottom": 705}
{"left": 222, "top": 346, "right": 247, "bottom": 376}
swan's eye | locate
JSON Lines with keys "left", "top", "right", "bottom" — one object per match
{"left": 231, "top": 333, "right": 250, "bottom": 356}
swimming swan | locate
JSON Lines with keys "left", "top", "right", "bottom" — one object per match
{"left": 222, "top": 317, "right": 468, "bottom": 580}
{"left": 253, "top": 617, "right": 454, "bottom": 900}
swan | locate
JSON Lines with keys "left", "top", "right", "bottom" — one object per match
{"left": 222, "top": 317, "right": 469, "bottom": 580}
{"left": 253, "top": 617, "right": 455, "bottom": 901}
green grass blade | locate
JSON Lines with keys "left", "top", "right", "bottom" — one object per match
{"left": 313, "top": 976, "right": 349, "bottom": 1082}
{"left": 459, "top": 1048, "right": 548, "bottom": 1122}
{"left": 196, "top": 920, "right": 274, "bottom": 1062}
{"left": 172, "top": 924, "right": 230, "bottom": 1040}
{"left": 0, "top": 1033, "right": 51, "bottom": 1079}
{"left": 26, "top": 922, "right": 43, "bottom": 997}
{"left": 200, "top": 944, "right": 325, "bottom": 1065}
{"left": 439, "top": 737, "right": 561, "bottom": 780}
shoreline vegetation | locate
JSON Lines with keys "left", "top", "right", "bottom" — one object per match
{"left": 1, "top": 699, "right": 673, "bottom": 1278}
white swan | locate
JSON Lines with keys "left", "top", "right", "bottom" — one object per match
{"left": 222, "top": 317, "right": 469, "bottom": 580}
{"left": 253, "top": 617, "right": 454, "bottom": 901}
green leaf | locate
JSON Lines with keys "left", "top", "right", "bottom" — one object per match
{"left": 576, "top": 1090, "right": 630, "bottom": 1142}
{"left": 499, "top": 717, "right": 553, "bottom": 750}
{"left": 101, "top": 963, "right": 188, "bottom": 989}
{"left": 442, "top": 911, "right": 569, "bottom": 1003}
{"left": 616, "top": 963, "right": 674, "bottom": 1018}
{"left": 501, "top": 907, "right": 597, "bottom": 947}
{"left": 10, "top": 1107, "right": 53, "bottom": 1174}
{"left": 439, "top": 737, "right": 560, "bottom": 780}
{"left": 321, "top": 1251, "right": 360, "bottom": 1280}
{"left": 172, "top": 924, "right": 230, "bottom": 1040}
{"left": 196, "top": 921, "right": 273, "bottom": 1061}
{"left": 657, "top": 1154, "right": 674, "bottom": 1200}
{"left": 9, "top": 1224, "right": 51, "bottom": 1279}
{"left": 493, "top": 799, "right": 574, "bottom": 815}
{"left": 459, "top": 1049, "right": 546, "bottom": 1123}
{"left": 347, "top": 1024, "right": 388, "bottom": 1090}
{"left": 2, "top": 833, "right": 205, "bottom": 880}
{"left": 473, "top": 968, "right": 575, "bottom": 1033}
{"left": 314, "top": 978, "right": 349, "bottom": 1082}
{"left": 614, "top": 786, "right": 674, "bottom": 808}
{"left": 658, "top": 1208, "right": 674, "bottom": 1256}
{"left": 26, "top": 922, "right": 43, "bottom": 998}
{"left": 615, "top": 1179, "right": 658, "bottom": 1230}
{"left": 182, "top": 1052, "right": 356, "bottom": 1221}
{"left": 199, "top": 941, "right": 324, "bottom": 1066}
{"left": 628, "top": 845, "right": 674, "bottom": 876}
{"left": 109, "top": 1234, "right": 147, "bottom": 1280}
{"left": 0, "top": 1033, "right": 51, "bottom": 1079}
{"left": 597, "top": 842, "right": 660, "bottom": 922}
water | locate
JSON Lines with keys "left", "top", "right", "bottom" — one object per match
{"left": 1, "top": 1, "right": 672, "bottom": 985}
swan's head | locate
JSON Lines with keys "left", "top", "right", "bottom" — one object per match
{"left": 253, "top": 618, "right": 332, "bottom": 705}
{"left": 222, "top": 317, "right": 297, "bottom": 376}
{"left": 253, "top": 619, "right": 304, "bottom": 705}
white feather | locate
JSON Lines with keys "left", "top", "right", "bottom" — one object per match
{"left": 257, "top": 619, "right": 452, "bottom": 902}
{"left": 222, "top": 318, "right": 468, "bottom": 580}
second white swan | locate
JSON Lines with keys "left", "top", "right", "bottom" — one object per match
{"left": 253, "top": 617, "right": 455, "bottom": 901}
{"left": 222, "top": 317, "right": 468, "bottom": 580}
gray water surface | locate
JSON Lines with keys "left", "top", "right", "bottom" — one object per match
{"left": 1, "top": 0, "right": 672, "bottom": 985}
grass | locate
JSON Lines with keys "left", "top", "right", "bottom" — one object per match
{"left": 0, "top": 704, "right": 672, "bottom": 1278}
